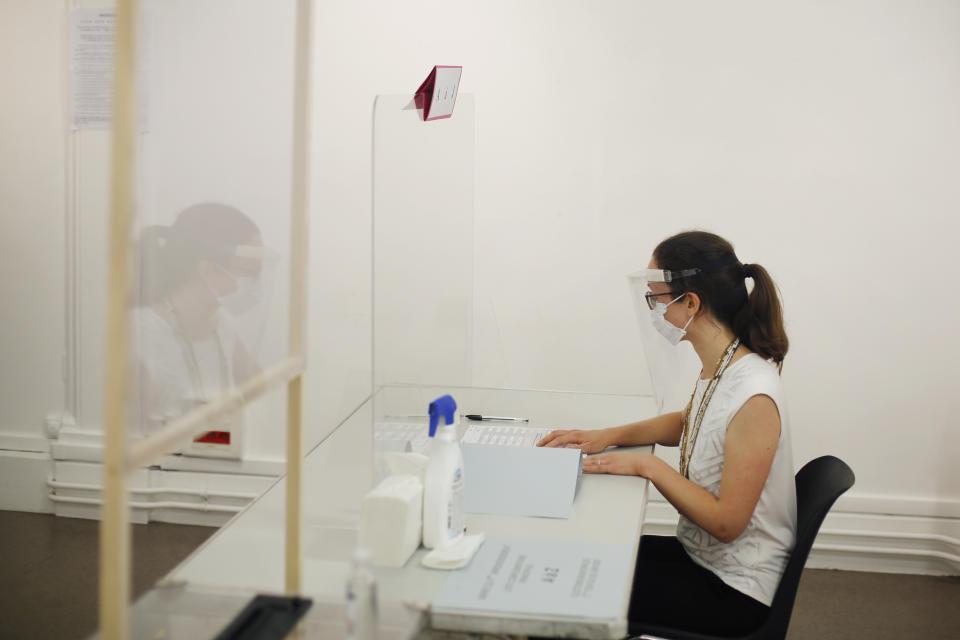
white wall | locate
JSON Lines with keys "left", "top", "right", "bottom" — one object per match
{"left": 309, "top": 0, "right": 960, "bottom": 571}
{"left": 1, "top": 0, "right": 957, "bottom": 569}
{"left": 0, "top": 0, "right": 67, "bottom": 453}
{"left": 312, "top": 0, "right": 959, "bottom": 506}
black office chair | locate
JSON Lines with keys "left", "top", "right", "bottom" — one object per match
{"left": 632, "top": 455, "right": 855, "bottom": 640}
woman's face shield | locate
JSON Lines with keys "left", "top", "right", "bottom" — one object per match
{"left": 627, "top": 269, "right": 701, "bottom": 415}
{"left": 218, "top": 243, "right": 282, "bottom": 359}
{"left": 639, "top": 268, "right": 688, "bottom": 311}
{"left": 229, "top": 244, "right": 272, "bottom": 278}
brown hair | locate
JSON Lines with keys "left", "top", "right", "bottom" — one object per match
{"left": 653, "top": 230, "right": 788, "bottom": 368}
{"left": 139, "top": 203, "right": 260, "bottom": 305}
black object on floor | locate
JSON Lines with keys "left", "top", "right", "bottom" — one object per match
{"left": 213, "top": 594, "right": 313, "bottom": 640}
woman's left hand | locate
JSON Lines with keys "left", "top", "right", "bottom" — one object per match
{"left": 582, "top": 452, "right": 659, "bottom": 477}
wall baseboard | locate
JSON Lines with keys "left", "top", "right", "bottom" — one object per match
{"left": 0, "top": 449, "right": 278, "bottom": 526}
{"left": 0, "top": 428, "right": 50, "bottom": 454}
{"left": 3, "top": 448, "right": 959, "bottom": 575}
{"left": 2, "top": 423, "right": 285, "bottom": 524}
{"left": 836, "top": 492, "right": 960, "bottom": 520}
{"left": 0, "top": 451, "right": 54, "bottom": 513}
{"left": 643, "top": 498, "right": 960, "bottom": 576}
{"left": 47, "top": 460, "right": 278, "bottom": 526}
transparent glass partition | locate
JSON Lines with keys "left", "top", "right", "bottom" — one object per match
{"left": 99, "top": 0, "right": 312, "bottom": 637}
{"left": 131, "top": 0, "right": 297, "bottom": 460}
{"left": 372, "top": 94, "right": 475, "bottom": 394}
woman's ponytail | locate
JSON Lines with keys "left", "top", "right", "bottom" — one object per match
{"left": 732, "top": 263, "right": 788, "bottom": 369}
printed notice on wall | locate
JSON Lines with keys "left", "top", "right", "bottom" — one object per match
{"left": 432, "top": 537, "right": 633, "bottom": 620}
{"left": 70, "top": 9, "right": 115, "bottom": 129}
{"left": 69, "top": 9, "right": 148, "bottom": 130}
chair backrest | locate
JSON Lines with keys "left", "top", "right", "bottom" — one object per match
{"left": 751, "top": 455, "right": 855, "bottom": 639}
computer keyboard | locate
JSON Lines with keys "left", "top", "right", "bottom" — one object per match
{"left": 375, "top": 421, "right": 557, "bottom": 452}
{"left": 460, "top": 424, "right": 555, "bottom": 447}
{"left": 373, "top": 422, "right": 431, "bottom": 454}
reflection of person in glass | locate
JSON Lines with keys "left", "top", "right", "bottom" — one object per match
{"left": 133, "top": 203, "right": 265, "bottom": 438}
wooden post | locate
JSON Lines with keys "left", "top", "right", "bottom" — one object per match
{"left": 286, "top": 0, "right": 313, "bottom": 596}
{"left": 100, "top": 0, "right": 138, "bottom": 638}
{"left": 286, "top": 375, "right": 304, "bottom": 594}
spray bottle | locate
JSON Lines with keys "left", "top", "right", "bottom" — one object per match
{"left": 421, "top": 394, "right": 465, "bottom": 550}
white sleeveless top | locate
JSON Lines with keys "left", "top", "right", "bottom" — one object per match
{"left": 676, "top": 353, "right": 797, "bottom": 606}
{"left": 131, "top": 307, "right": 239, "bottom": 437}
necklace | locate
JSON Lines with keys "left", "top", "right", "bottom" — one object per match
{"left": 163, "top": 298, "right": 229, "bottom": 403}
{"left": 679, "top": 337, "right": 740, "bottom": 479}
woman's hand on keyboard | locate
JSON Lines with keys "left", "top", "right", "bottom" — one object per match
{"left": 582, "top": 452, "right": 652, "bottom": 476}
{"left": 537, "top": 428, "right": 609, "bottom": 454}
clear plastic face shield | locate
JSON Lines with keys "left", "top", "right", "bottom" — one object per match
{"left": 627, "top": 268, "right": 702, "bottom": 415}
{"left": 214, "top": 243, "right": 281, "bottom": 361}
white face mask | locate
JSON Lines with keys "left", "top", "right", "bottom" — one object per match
{"left": 650, "top": 293, "right": 694, "bottom": 346}
{"left": 220, "top": 274, "right": 262, "bottom": 316}
{"left": 203, "top": 264, "right": 263, "bottom": 316}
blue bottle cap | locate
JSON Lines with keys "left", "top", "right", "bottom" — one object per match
{"left": 428, "top": 395, "right": 457, "bottom": 437}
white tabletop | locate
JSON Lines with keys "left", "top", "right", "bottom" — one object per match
{"left": 165, "top": 385, "right": 657, "bottom": 639}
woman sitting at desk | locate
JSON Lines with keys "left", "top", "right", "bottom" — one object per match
{"left": 132, "top": 203, "right": 266, "bottom": 439}
{"left": 539, "top": 230, "right": 795, "bottom": 636}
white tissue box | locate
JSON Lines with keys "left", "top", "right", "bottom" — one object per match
{"left": 358, "top": 474, "right": 423, "bottom": 568}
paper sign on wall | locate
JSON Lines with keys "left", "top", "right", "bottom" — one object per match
{"left": 69, "top": 8, "right": 150, "bottom": 131}
{"left": 414, "top": 65, "right": 462, "bottom": 121}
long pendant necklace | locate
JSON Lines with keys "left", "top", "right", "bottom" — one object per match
{"left": 679, "top": 337, "right": 740, "bottom": 479}
{"left": 163, "top": 298, "right": 229, "bottom": 404}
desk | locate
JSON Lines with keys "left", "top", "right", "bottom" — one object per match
{"left": 129, "top": 386, "right": 657, "bottom": 639}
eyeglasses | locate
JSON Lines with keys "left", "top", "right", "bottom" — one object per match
{"left": 644, "top": 291, "right": 683, "bottom": 310}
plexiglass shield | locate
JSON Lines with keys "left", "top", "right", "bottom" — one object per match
{"left": 626, "top": 269, "right": 701, "bottom": 415}
{"left": 127, "top": 0, "right": 296, "bottom": 460}
{"left": 372, "top": 94, "right": 475, "bottom": 391}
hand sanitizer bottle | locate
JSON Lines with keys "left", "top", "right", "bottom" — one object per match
{"left": 422, "top": 394, "right": 465, "bottom": 550}
{"left": 345, "top": 548, "right": 378, "bottom": 640}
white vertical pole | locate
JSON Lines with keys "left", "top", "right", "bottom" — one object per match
{"left": 100, "top": 0, "right": 138, "bottom": 638}
{"left": 286, "top": 0, "right": 313, "bottom": 596}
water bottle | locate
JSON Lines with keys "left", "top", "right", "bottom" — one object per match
{"left": 345, "top": 548, "right": 378, "bottom": 640}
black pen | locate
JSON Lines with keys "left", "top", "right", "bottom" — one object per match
{"left": 464, "top": 414, "right": 529, "bottom": 423}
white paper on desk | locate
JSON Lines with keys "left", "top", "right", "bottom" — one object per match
{"left": 461, "top": 444, "right": 582, "bottom": 518}
{"left": 432, "top": 537, "right": 633, "bottom": 619}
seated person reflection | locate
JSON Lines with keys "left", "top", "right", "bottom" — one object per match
{"left": 133, "top": 203, "right": 267, "bottom": 438}
{"left": 539, "top": 231, "right": 795, "bottom": 636}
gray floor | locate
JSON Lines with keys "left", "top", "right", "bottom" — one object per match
{"left": 1, "top": 511, "right": 214, "bottom": 640}
{"left": 1, "top": 511, "right": 958, "bottom": 639}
